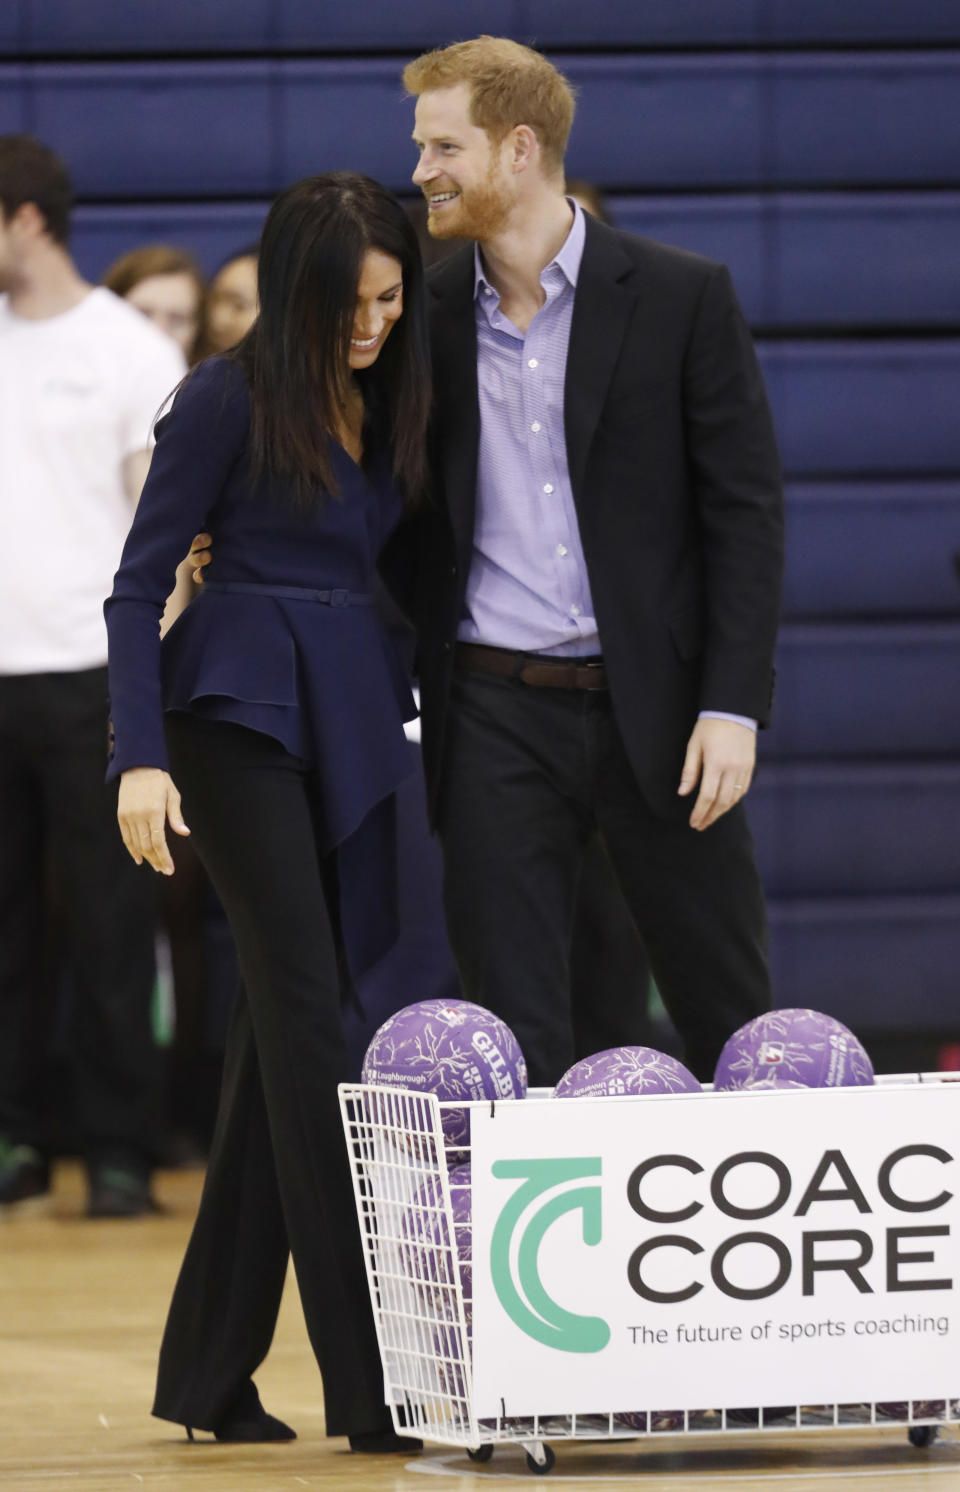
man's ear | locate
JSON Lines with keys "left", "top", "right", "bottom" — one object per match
{"left": 11, "top": 200, "right": 47, "bottom": 242}
{"left": 508, "top": 124, "right": 539, "bottom": 174}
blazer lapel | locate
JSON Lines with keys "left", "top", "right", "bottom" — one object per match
{"left": 565, "top": 217, "right": 638, "bottom": 506}
{"left": 428, "top": 248, "right": 480, "bottom": 572}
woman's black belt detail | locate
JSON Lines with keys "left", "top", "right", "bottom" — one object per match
{"left": 201, "top": 581, "right": 374, "bottom": 607}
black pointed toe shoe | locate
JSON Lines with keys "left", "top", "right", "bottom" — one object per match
{"left": 186, "top": 1381, "right": 296, "bottom": 1443}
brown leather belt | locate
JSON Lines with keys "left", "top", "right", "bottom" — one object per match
{"left": 455, "top": 642, "right": 609, "bottom": 691}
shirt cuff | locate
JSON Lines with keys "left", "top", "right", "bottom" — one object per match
{"left": 698, "top": 710, "right": 758, "bottom": 733}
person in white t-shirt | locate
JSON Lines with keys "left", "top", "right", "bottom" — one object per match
{"left": 0, "top": 135, "right": 186, "bottom": 1216}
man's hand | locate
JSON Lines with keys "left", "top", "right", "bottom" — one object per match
{"left": 117, "top": 767, "right": 190, "bottom": 875}
{"left": 678, "top": 718, "right": 756, "bottom": 831}
{"left": 189, "top": 531, "right": 212, "bottom": 583}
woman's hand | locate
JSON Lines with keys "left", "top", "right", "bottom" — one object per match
{"left": 118, "top": 768, "right": 190, "bottom": 874}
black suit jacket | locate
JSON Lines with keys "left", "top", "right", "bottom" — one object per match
{"left": 388, "top": 213, "right": 784, "bottom": 822}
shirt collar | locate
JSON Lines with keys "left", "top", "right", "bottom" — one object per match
{"left": 473, "top": 197, "right": 586, "bottom": 303}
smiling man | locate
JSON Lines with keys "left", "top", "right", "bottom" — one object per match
{"left": 392, "top": 37, "right": 785, "bottom": 1089}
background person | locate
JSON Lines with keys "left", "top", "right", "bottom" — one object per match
{"left": 205, "top": 242, "right": 259, "bottom": 352}
{"left": 103, "top": 243, "right": 209, "bottom": 364}
{"left": 105, "top": 172, "right": 430, "bottom": 1450}
{"left": 0, "top": 135, "right": 185, "bottom": 1217}
{"left": 394, "top": 37, "right": 784, "bottom": 1088}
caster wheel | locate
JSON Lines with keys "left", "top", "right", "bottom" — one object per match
{"left": 468, "top": 1444, "right": 494, "bottom": 1462}
{"left": 525, "top": 1444, "right": 556, "bottom": 1475}
{"left": 909, "top": 1425, "right": 937, "bottom": 1448}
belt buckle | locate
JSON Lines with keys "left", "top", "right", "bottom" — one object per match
{"left": 583, "top": 660, "right": 606, "bottom": 691}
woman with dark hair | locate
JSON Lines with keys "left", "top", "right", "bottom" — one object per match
{"left": 104, "top": 172, "right": 431, "bottom": 1453}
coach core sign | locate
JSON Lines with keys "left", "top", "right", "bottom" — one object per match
{"left": 469, "top": 1086, "right": 959, "bottom": 1417}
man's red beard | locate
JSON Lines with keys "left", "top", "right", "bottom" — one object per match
{"left": 425, "top": 166, "right": 513, "bottom": 242}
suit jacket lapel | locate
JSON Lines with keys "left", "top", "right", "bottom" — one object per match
{"left": 565, "top": 217, "right": 638, "bottom": 507}
{"left": 428, "top": 247, "right": 479, "bottom": 572}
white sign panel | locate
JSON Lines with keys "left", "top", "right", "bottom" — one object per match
{"left": 470, "top": 1085, "right": 960, "bottom": 1418}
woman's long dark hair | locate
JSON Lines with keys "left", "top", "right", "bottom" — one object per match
{"left": 233, "top": 172, "right": 431, "bottom": 507}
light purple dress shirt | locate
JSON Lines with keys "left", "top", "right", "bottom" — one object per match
{"left": 459, "top": 199, "right": 755, "bottom": 731}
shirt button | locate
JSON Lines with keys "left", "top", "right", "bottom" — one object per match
{"left": 570, "top": 605, "right": 581, "bottom": 617}
{"left": 531, "top": 421, "right": 541, "bottom": 433}
{"left": 527, "top": 358, "right": 538, "bottom": 369}
{"left": 543, "top": 483, "right": 554, "bottom": 494}
{"left": 556, "top": 544, "right": 567, "bottom": 556}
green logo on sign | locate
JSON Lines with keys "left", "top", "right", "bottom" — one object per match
{"left": 490, "top": 1158, "right": 610, "bottom": 1353}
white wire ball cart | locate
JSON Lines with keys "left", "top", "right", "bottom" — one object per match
{"left": 339, "top": 1074, "right": 960, "bottom": 1474}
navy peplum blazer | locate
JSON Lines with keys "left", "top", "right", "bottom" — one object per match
{"left": 104, "top": 355, "right": 417, "bottom": 976}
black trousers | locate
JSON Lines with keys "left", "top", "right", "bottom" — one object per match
{"left": 153, "top": 714, "right": 390, "bottom": 1438}
{"left": 0, "top": 669, "right": 160, "bottom": 1165}
{"left": 436, "top": 671, "right": 771, "bottom": 1088}
{"left": 571, "top": 838, "right": 652, "bottom": 1057}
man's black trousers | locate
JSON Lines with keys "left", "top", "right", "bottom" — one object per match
{"left": 436, "top": 669, "right": 771, "bottom": 1089}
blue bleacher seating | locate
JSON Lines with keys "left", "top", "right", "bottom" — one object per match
{"left": 277, "top": 61, "right": 419, "bottom": 189}
{"left": 772, "top": 193, "right": 960, "bottom": 327}
{"left": 616, "top": 192, "right": 960, "bottom": 327}
{"left": 0, "top": 67, "right": 27, "bottom": 132}
{"left": 749, "top": 764, "right": 960, "bottom": 897}
{"left": 783, "top": 483, "right": 960, "bottom": 618}
{"left": 72, "top": 203, "right": 268, "bottom": 282}
{"left": 759, "top": 343, "right": 960, "bottom": 476}
{"left": 26, "top": 0, "right": 272, "bottom": 53}
{"left": 771, "top": 54, "right": 960, "bottom": 186}
{"left": 765, "top": 0, "right": 960, "bottom": 45}
{"left": 20, "top": 55, "right": 960, "bottom": 198}
{"left": 763, "top": 624, "right": 960, "bottom": 760}
{"left": 11, "top": 0, "right": 960, "bottom": 54}
{"left": 0, "top": 2, "right": 26, "bottom": 52}
{"left": 767, "top": 895, "right": 960, "bottom": 1032}
{"left": 32, "top": 63, "right": 277, "bottom": 197}
{"left": 278, "top": 0, "right": 517, "bottom": 52}
{"left": 527, "top": 0, "right": 960, "bottom": 48}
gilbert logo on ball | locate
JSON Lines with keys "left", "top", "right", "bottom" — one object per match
{"left": 713, "top": 1008, "right": 875, "bottom": 1091}
{"left": 361, "top": 998, "right": 527, "bottom": 1149}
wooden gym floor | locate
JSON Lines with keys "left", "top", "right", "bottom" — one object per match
{"left": 2, "top": 1162, "right": 959, "bottom": 1492}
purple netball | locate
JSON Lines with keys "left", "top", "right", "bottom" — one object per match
{"left": 713, "top": 1009, "right": 874, "bottom": 1091}
{"left": 415, "top": 1162, "right": 473, "bottom": 1328}
{"left": 554, "top": 1046, "right": 701, "bottom": 1099}
{"left": 362, "top": 998, "right": 527, "bottom": 1148}
{"left": 404, "top": 1164, "right": 473, "bottom": 1398}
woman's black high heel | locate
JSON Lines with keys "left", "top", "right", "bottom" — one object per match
{"left": 184, "top": 1380, "right": 296, "bottom": 1442}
